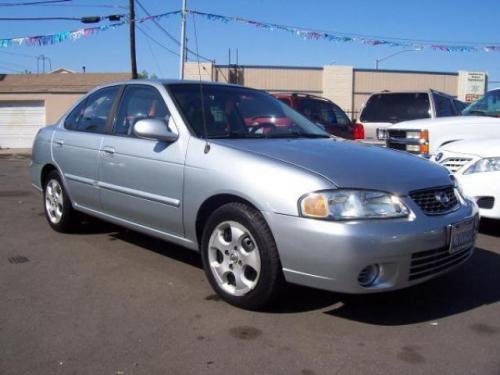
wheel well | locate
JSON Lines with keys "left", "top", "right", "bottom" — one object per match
{"left": 195, "top": 194, "right": 259, "bottom": 246}
{"left": 40, "top": 164, "right": 57, "bottom": 187}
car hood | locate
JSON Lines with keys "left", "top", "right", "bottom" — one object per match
{"left": 387, "top": 115, "right": 500, "bottom": 130}
{"left": 439, "top": 138, "right": 500, "bottom": 158}
{"left": 213, "top": 138, "right": 452, "bottom": 195}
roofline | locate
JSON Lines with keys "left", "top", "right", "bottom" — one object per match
{"left": 215, "top": 64, "right": 324, "bottom": 71}
{"left": 355, "top": 68, "right": 459, "bottom": 76}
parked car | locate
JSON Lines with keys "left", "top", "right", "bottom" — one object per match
{"left": 384, "top": 89, "right": 500, "bottom": 157}
{"left": 272, "top": 93, "right": 363, "bottom": 139}
{"left": 358, "top": 90, "right": 466, "bottom": 145}
{"left": 31, "top": 80, "right": 478, "bottom": 309}
{"left": 432, "top": 138, "right": 500, "bottom": 220}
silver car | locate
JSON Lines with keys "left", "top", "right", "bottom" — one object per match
{"left": 30, "top": 80, "right": 479, "bottom": 309}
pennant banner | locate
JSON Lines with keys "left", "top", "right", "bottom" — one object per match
{"left": 0, "top": 11, "right": 180, "bottom": 48}
{"left": 187, "top": 10, "right": 500, "bottom": 53}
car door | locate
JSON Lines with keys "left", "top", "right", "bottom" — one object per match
{"left": 98, "top": 84, "right": 186, "bottom": 237}
{"left": 52, "top": 85, "right": 120, "bottom": 211}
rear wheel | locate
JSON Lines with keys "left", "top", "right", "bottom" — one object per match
{"left": 201, "top": 202, "right": 283, "bottom": 309}
{"left": 43, "top": 170, "right": 78, "bottom": 232}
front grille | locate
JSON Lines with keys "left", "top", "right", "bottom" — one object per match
{"left": 387, "top": 129, "right": 407, "bottom": 139}
{"left": 440, "top": 157, "right": 472, "bottom": 173}
{"left": 387, "top": 142, "right": 406, "bottom": 151}
{"left": 409, "top": 246, "right": 473, "bottom": 281}
{"left": 410, "top": 186, "right": 458, "bottom": 215}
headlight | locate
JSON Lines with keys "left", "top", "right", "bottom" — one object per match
{"left": 299, "top": 190, "right": 409, "bottom": 220}
{"left": 376, "top": 128, "right": 388, "bottom": 140}
{"left": 464, "top": 157, "right": 500, "bottom": 174}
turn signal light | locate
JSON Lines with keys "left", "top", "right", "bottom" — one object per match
{"left": 419, "top": 130, "right": 429, "bottom": 155}
{"left": 301, "top": 194, "right": 329, "bottom": 218}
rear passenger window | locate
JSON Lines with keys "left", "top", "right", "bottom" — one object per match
{"left": 65, "top": 86, "right": 119, "bottom": 133}
{"left": 113, "top": 85, "right": 170, "bottom": 136}
{"left": 433, "top": 94, "right": 455, "bottom": 117}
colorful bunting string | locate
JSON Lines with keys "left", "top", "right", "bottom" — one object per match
{"left": 0, "top": 10, "right": 180, "bottom": 48}
{"left": 1, "top": 8, "right": 498, "bottom": 54}
{"left": 187, "top": 10, "right": 500, "bottom": 53}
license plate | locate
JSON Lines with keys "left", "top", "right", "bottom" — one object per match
{"left": 448, "top": 218, "right": 476, "bottom": 254}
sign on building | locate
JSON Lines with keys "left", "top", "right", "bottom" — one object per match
{"left": 458, "top": 71, "right": 487, "bottom": 103}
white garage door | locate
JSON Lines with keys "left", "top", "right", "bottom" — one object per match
{"left": 0, "top": 101, "right": 46, "bottom": 149}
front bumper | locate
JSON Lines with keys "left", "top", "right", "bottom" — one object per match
{"left": 455, "top": 172, "right": 500, "bottom": 220}
{"left": 263, "top": 200, "right": 478, "bottom": 294}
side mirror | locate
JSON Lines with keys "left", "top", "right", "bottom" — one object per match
{"left": 133, "top": 118, "right": 178, "bottom": 142}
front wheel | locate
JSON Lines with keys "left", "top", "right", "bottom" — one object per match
{"left": 201, "top": 202, "right": 283, "bottom": 310}
{"left": 43, "top": 170, "right": 78, "bottom": 232}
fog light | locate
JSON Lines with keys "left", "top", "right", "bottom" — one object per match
{"left": 358, "top": 264, "right": 380, "bottom": 287}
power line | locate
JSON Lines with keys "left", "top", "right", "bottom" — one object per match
{"left": 0, "top": 49, "right": 37, "bottom": 58}
{"left": 137, "top": 24, "right": 165, "bottom": 77}
{"left": 0, "top": 0, "right": 70, "bottom": 6}
{"left": 0, "top": 64, "right": 22, "bottom": 73}
{"left": 0, "top": 14, "right": 125, "bottom": 21}
{"left": 134, "top": 0, "right": 213, "bottom": 63}
{"left": 136, "top": 24, "right": 179, "bottom": 57}
{"left": 0, "top": 59, "right": 30, "bottom": 69}
{"left": 37, "top": 3, "right": 127, "bottom": 9}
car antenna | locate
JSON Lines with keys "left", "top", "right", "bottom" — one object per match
{"left": 191, "top": 12, "right": 210, "bottom": 154}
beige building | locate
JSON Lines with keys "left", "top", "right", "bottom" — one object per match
{"left": 184, "top": 62, "right": 487, "bottom": 119}
{"left": 0, "top": 71, "right": 130, "bottom": 148}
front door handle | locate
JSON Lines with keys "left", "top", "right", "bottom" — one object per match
{"left": 102, "top": 146, "right": 115, "bottom": 155}
{"left": 54, "top": 139, "right": 64, "bottom": 147}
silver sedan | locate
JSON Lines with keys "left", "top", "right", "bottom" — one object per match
{"left": 30, "top": 80, "right": 479, "bottom": 309}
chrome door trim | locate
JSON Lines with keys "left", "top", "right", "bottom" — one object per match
{"left": 64, "top": 173, "right": 96, "bottom": 186}
{"left": 97, "top": 181, "right": 181, "bottom": 207}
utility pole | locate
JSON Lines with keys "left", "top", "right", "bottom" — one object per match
{"left": 129, "top": 0, "right": 138, "bottom": 79}
{"left": 179, "top": 0, "right": 187, "bottom": 79}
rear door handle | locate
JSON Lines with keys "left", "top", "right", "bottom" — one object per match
{"left": 54, "top": 139, "right": 64, "bottom": 146}
{"left": 101, "top": 146, "right": 115, "bottom": 155}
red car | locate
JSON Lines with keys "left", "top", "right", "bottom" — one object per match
{"left": 273, "top": 93, "right": 364, "bottom": 139}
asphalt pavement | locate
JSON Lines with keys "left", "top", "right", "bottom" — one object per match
{"left": 1, "top": 156, "right": 499, "bottom": 375}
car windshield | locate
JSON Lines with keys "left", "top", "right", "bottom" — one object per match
{"left": 167, "top": 84, "right": 330, "bottom": 139}
{"left": 462, "top": 90, "right": 500, "bottom": 117}
{"left": 360, "top": 93, "right": 431, "bottom": 123}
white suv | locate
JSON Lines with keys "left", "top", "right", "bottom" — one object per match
{"left": 358, "top": 90, "right": 466, "bottom": 145}
{"left": 384, "top": 89, "right": 500, "bottom": 156}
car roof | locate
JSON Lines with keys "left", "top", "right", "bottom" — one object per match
{"left": 368, "top": 89, "right": 455, "bottom": 98}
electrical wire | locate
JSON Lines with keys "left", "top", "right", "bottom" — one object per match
{"left": 141, "top": 29, "right": 164, "bottom": 78}
{"left": 0, "top": 49, "right": 37, "bottom": 58}
{"left": 136, "top": 24, "right": 179, "bottom": 57}
{"left": 0, "top": 64, "right": 22, "bottom": 73}
{"left": 0, "top": 13, "right": 125, "bottom": 21}
{"left": 37, "top": 3, "right": 127, "bottom": 9}
{"left": 0, "top": 0, "right": 70, "bottom": 6}
{"left": 191, "top": 10, "right": 210, "bottom": 153}
{"left": 134, "top": 0, "right": 213, "bottom": 63}
{"left": 0, "top": 59, "right": 30, "bottom": 69}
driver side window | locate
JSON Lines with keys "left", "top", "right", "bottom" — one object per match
{"left": 113, "top": 85, "right": 170, "bottom": 136}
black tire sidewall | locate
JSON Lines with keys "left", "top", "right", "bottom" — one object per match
{"left": 201, "top": 202, "right": 282, "bottom": 310}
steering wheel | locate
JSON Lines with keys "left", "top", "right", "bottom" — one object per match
{"left": 249, "top": 122, "right": 277, "bottom": 134}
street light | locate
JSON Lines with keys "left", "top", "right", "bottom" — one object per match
{"left": 375, "top": 48, "right": 422, "bottom": 70}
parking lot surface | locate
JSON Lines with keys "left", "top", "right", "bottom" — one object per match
{"left": 1, "top": 157, "right": 499, "bottom": 375}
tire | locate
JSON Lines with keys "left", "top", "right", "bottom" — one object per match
{"left": 201, "top": 202, "right": 283, "bottom": 310}
{"left": 43, "top": 170, "right": 78, "bottom": 233}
